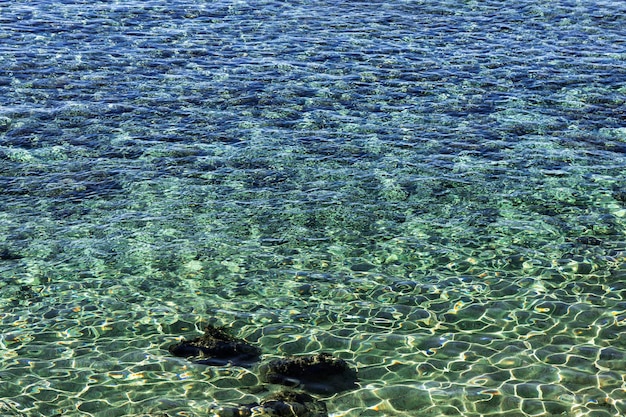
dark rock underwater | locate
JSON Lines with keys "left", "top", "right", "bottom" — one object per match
{"left": 168, "top": 325, "right": 358, "bottom": 416}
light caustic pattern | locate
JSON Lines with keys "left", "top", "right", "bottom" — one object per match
{"left": 1, "top": 0, "right": 626, "bottom": 416}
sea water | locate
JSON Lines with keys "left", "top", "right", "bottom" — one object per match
{"left": 0, "top": 0, "right": 625, "bottom": 416}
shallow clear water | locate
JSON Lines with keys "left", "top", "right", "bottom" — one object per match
{"left": 1, "top": 0, "right": 625, "bottom": 416}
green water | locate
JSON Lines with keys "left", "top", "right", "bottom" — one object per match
{"left": 1, "top": 0, "right": 626, "bottom": 416}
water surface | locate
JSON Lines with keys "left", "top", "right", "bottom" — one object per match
{"left": 1, "top": 1, "right": 626, "bottom": 416}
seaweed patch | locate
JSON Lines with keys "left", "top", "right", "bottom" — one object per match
{"left": 259, "top": 352, "right": 359, "bottom": 394}
{"left": 168, "top": 325, "right": 262, "bottom": 368}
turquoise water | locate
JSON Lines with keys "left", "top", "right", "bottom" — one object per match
{"left": 1, "top": 0, "right": 625, "bottom": 416}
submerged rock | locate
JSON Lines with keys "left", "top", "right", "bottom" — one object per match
{"left": 575, "top": 236, "right": 602, "bottom": 246}
{"left": 169, "top": 325, "right": 261, "bottom": 367}
{"left": 259, "top": 353, "right": 358, "bottom": 394}
{"left": 213, "top": 391, "right": 328, "bottom": 417}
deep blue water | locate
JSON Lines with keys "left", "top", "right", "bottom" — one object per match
{"left": 1, "top": 1, "right": 626, "bottom": 416}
